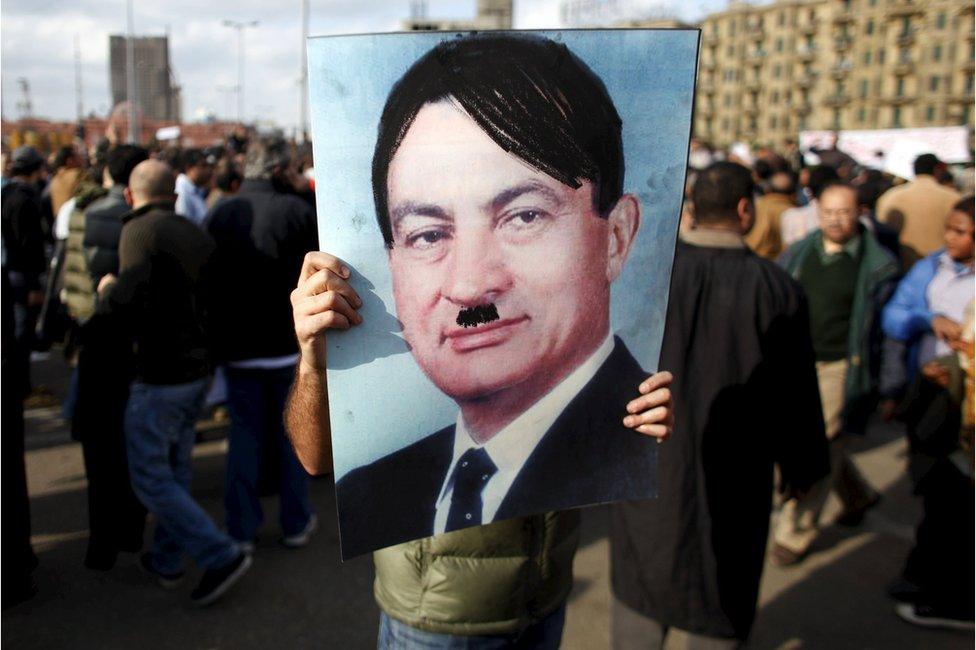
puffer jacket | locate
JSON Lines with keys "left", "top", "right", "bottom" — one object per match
{"left": 373, "top": 511, "right": 580, "bottom": 636}
{"left": 61, "top": 184, "right": 108, "bottom": 323}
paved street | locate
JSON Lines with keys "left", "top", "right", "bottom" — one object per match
{"left": 3, "top": 354, "right": 973, "bottom": 649}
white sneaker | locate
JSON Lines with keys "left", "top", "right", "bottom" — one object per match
{"left": 281, "top": 514, "right": 317, "bottom": 548}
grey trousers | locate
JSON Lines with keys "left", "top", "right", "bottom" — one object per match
{"left": 612, "top": 597, "right": 742, "bottom": 650}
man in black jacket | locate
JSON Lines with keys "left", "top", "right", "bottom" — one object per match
{"left": 610, "top": 162, "right": 830, "bottom": 646}
{"left": 1, "top": 146, "right": 48, "bottom": 372}
{"left": 205, "top": 136, "right": 318, "bottom": 551}
{"left": 71, "top": 144, "right": 149, "bottom": 570}
{"left": 99, "top": 159, "right": 250, "bottom": 606}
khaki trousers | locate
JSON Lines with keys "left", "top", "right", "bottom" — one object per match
{"left": 773, "top": 359, "right": 877, "bottom": 554}
{"left": 612, "top": 598, "right": 742, "bottom": 650}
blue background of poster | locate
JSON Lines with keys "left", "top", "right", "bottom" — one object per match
{"left": 308, "top": 29, "right": 698, "bottom": 480}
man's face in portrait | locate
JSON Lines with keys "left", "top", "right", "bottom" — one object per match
{"left": 384, "top": 100, "right": 639, "bottom": 402}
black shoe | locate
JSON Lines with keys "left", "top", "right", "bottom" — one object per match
{"left": 190, "top": 551, "right": 252, "bottom": 607}
{"left": 138, "top": 553, "right": 185, "bottom": 589}
{"left": 887, "top": 578, "right": 922, "bottom": 604}
{"left": 895, "top": 603, "right": 974, "bottom": 631}
{"left": 836, "top": 494, "right": 881, "bottom": 527}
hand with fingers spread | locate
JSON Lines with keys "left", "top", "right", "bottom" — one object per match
{"left": 622, "top": 370, "right": 674, "bottom": 442}
{"left": 290, "top": 251, "right": 364, "bottom": 373}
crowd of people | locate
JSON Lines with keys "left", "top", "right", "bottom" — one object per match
{"left": 1, "top": 124, "right": 973, "bottom": 648}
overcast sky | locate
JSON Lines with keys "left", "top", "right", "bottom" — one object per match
{"left": 1, "top": 0, "right": 725, "bottom": 132}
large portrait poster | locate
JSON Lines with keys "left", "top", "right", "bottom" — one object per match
{"left": 308, "top": 29, "right": 699, "bottom": 559}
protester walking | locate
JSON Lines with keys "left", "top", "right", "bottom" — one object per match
{"left": 610, "top": 162, "right": 829, "bottom": 648}
{"left": 174, "top": 148, "right": 214, "bottom": 227}
{"left": 285, "top": 248, "right": 675, "bottom": 648}
{"left": 881, "top": 197, "right": 975, "bottom": 631}
{"left": 204, "top": 135, "right": 318, "bottom": 551}
{"left": 773, "top": 181, "right": 900, "bottom": 565}
{"left": 71, "top": 144, "right": 150, "bottom": 571}
{"left": 877, "top": 154, "right": 961, "bottom": 269}
{"left": 97, "top": 159, "right": 250, "bottom": 606}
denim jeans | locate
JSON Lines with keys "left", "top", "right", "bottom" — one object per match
{"left": 377, "top": 606, "right": 566, "bottom": 649}
{"left": 224, "top": 365, "right": 312, "bottom": 542}
{"left": 125, "top": 378, "right": 239, "bottom": 573}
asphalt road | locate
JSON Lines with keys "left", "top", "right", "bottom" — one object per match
{"left": 3, "top": 354, "right": 973, "bottom": 649}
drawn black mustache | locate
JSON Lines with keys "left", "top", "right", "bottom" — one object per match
{"left": 456, "top": 303, "right": 500, "bottom": 328}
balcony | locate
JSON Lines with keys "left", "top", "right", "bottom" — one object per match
{"left": 745, "top": 77, "right": 763, "bottom": 91}
{"left": 888, "top": 0, "right": 923, "bottom": 17}
{"left": 747, "top": 22, "right": 765, "bottom": 37}
{"left": 702, "top": 32, "right": 719, "bottom": 46}
{"left": 880, "top": 94, "right": 915, "bottom": 105}
{"left": 699, "top": 80, "right": 716, "bottom": 94}
{"left": 834, "top": 36, "right": 853, "bottom": 51}
{"left": 896, "top": 30, "right": 916, "bottom": 46}
{"left": 893, "top": 57, "right": 915, "bottom": 75}
{"left": 743, "top": 101, "right": 761, "bottom": 115}
{"left": 798, "top": 20, "right": 819, "bottom": 35}
{"left": 796, "top": 71, "right": 819, "bottom": 88}
{"left": 824, "top": 94, "right": 851, "bottom": 106}
{"left": 700, "top": 59, "right": 715, "bottom": 71}
{"left": 699, "top": 104, "right": 715, "bottom": 117}
{"left": 833, "top": 8, "right": 855, "bottom": 23}
{"left": 792, "top": 101, "right": 812, "bottom": 114}
{"left": 796, "top": 45, "right": 818, "bottom": 60}
{"left": 747, "top": 49, "right": 766, "bottom": 64}
{"left": 830, "top": 60, "right": 853, "bottom": 78}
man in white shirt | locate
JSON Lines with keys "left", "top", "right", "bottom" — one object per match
{"left": 174, "top": 149, "right": 213, "bottom": 226}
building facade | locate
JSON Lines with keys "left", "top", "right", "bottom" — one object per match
{"left": 109, "top": 35, "right": 181, "bottom": 122}
{"left": 402, "top": 0, "right": 513, "bottom": 31}
{"left": 696, "top": 0, "right": 975, "bottom": 148}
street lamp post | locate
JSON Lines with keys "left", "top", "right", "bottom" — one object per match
{"left": 222, "top": 19, "right": 258, "bottom": 125}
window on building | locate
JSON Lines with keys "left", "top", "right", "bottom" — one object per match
{"left": 727, "top": 45, "right": 735, "bottom": 57}
{"left": 779, "top": 11, "right": 785, "bottom": 26}
{"left": 900, "top": 16, "right": 911, "bottom": 35}
{"left": 722, "top": 118, "right": 729, "bottom": 131}
{"left": 772, "top": 90, "right": 779, "bottom": 102}
{"left": 933, "top": 45, "right": 942, "bottom": 62}
{"left": 724, "top": 93, "right": 732, "bottom": 107}
{"left": 937, "top": 13, "right": 946, "bottom": 29}
{"left": 962, "top": 104, "right": 972, "bottom": 126}
{"left": 730, "top": 20, "right": 737, "bottom": 36}
{"left": 866, "top": 19, "right": 874, "bottom": 35}
{"left": 926, "top": 106, "right": 936, "bottom": 121}
{"left": 860, "top": 79, "right": 869, "bottom": 98}
{"left": 770, "top": 115, "right": 778, "bottom": 129}
{"left": 878, "top": 49, "right": 885, "bottom": 65}
{"left": 774, "top": 64, "right": 782, "bottom": 78}
{"left": 966, "top": 75, "right": 974, "bottom": 92}
{"left": 832, "top": 108, "right": 841, "bottom": 128}
{"left": 864, "top": 51, "right": 872, "bottom": 65}
{"left": 930, "top": 76, "right": 940, "bottom": 92}
{"left": 869, "top": 0, "right": 876, "bottom": 5}
{"left": 858, "top": 107, "right": 866, "bottom": 123}
{"left": 896, "top": 77, "right": 905, "bottom": 96}
{"left": 776, "top": 38, "right": 783, "bottom": 53}
{"left": 893, "top": 106, "right": 902, "bottom": 127}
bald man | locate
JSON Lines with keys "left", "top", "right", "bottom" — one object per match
{"left": 98, "top": 160, "right": 252, "bottom": 606}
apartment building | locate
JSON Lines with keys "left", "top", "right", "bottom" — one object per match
{"left": 695, "top": 0, "right": 975, "bottom": 148}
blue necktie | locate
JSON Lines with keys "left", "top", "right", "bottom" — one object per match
{"left": 446, "top": 448, "right": 497, "bottom": 532}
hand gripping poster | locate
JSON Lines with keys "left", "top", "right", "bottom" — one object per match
{"left": 307, "top": 29, "right": 699, "bottom": 559}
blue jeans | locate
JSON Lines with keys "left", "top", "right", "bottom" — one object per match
{"left": 377, "top": 606, "right": 566, "bottom": 649}
{"left": 224, "top": 365, "right": 312, "bottom": 541}
{"left": 125, "top": 379, "right": 239, "bottom": 574}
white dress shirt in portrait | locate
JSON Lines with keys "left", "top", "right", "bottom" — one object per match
{"left": 433, "top": 333, "right": 615, "bottom": 534}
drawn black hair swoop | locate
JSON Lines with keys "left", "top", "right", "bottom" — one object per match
{"left": 371, "top": 32, "right": 625, "bottom": 249}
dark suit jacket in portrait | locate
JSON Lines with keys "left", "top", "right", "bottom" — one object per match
{"left": 336, "top": 336, "right": 657, "bottom": 559}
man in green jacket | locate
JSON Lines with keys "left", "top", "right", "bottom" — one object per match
{"left": 285, "top": 250, "right": 674, "bottom": 647}
{"left": 772, "top": 180, "right": 899, "bottom": 565}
